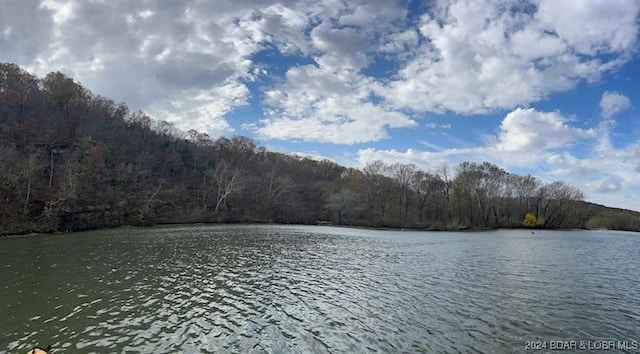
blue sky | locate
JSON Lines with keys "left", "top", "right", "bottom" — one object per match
{"left": 1, "top": 0, "right": 639, "bottom": 211}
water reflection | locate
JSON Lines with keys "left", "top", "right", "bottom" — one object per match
{"left": 1, "top": 226, "right": 639, "bottom": 353}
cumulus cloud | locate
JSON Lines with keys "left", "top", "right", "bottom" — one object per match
{"left": 311, "top": 22, "right": 369, "bottom": 70}
{"left": 358, "top": 146, "right": 475, "bottom": 172}
{"left": 381, "top": 0, "right": 639, "bottom": 114}
{"left": 247, "top": 0, "right": 416, "bottom": 144}
{"left": 535, "top": 0, "right": 639, "bottom": 56}
{"left": 251, "top": 0, "right": 638, "bottom": 144}
{"left": 600, "top": 91, "right": 631, "bottom": 121}
{"left": 253, "top": 65, "right": 416, "bottom": 144}
{"left": 359, "top": 107, "right": 597, "bottom": 167}
{"left": 595, "top": 91, "right": 631, "bottom": 153}
{"left": 495, "top": 108, "right": 596, "bottom": 153}
{"left": 546, "top": 140, "right": 640, "bottom": 210}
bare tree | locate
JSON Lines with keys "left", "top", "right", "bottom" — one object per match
{"left": 391, "top": 163, "right": 417, "bottom": 221}
{"left": 539, "top": 181, "right": 584, "bottom": 227}
{"left": 208, "top": 162, "right": 246, "bottom": 215}
{"left": 261, "top": 168, "right": 294, "bottom": 220}
{"left": 362, "top": 160, "right": 392, "bottom": 225}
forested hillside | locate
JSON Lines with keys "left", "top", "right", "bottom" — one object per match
{"left": 1, "top": 63, "right": 639, "bottom": 234}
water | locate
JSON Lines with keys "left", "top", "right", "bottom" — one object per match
{"left": 1, "top": 225, "right": 639, "bottom": 353}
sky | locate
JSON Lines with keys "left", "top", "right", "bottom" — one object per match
{"left": 1, "top": 0, "right": 639, "bottom": 211}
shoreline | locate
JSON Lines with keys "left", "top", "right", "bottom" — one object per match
{"left": 1, "top": 221, "right": 628, "bottom": 239}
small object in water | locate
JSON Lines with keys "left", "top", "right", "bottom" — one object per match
{"left": 28, "top": 345, "right": 51, "bottom": 354}
{"left": 531, "top": 231, "right": 535, "bottom": 235}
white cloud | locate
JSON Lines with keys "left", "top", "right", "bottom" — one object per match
{"left": 359, "top": 107, "right": 598, "bottom": 171}
{"left": 311, "top": 22, "right": 369, "bottom": 70}
{"left": 535, "top": 0, "right": 640, "bottom": 56}
{"left": 358, "top": 147, "right": 473, "bottom": 172}
{"left": 599, "top": 91, "right": 631, "bottom": 121}
{"left": 147, "top": 82, "right": 246, "bottom": 137}
{"left": 593, "top": 177, "right": 622, "bottom": 193}
{"left": 426, "top": 122, "right": 452, "bottom": 129}
{"left": 250, "top": 4, "right": 312, "bottom": 55}
{"left": 253, "top": 65, "right": 416, "bottom": 144}
{"left": 546, "top": 141, "right": 640, "bottom": 210}
{"left": 495, "top": 108, "right": 596, "bottom": 153}
{"left": 381, "top": 0, "right": 639, "bottom": 114}
{"left": 378, "top": 29, "right": 420, "bottom": 58}
{"left": 596, "top": 91, "right": 631, "bottom": 153}
{"left": 248, "top": 0, "right": 418, "bottom": 144}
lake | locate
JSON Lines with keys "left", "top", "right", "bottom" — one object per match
{"left": 1, "top": 225, "right": 639, "bottom": 353}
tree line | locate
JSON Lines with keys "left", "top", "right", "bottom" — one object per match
{"left": 1, "top": 62, "right": 639, "bottom": 234}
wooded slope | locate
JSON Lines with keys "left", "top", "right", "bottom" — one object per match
{"left": 2, "top": 63, "right": 639, "bottom": 234}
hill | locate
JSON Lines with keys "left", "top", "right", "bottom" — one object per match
{"left": 1, "top": 63, "right": 639, "bottom": 234}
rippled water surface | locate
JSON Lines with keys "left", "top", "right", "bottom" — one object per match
{"left": 1, "top": 225, "right": 639, "bottom": 353}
